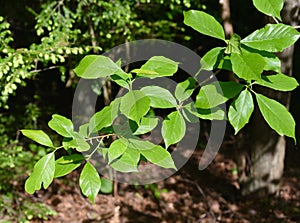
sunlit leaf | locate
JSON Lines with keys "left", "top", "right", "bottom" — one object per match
{"left": 256, "top": 93, "right": 295, "bottom": 141}
{"left": 79, "top": 162, "right": 101, "bottom": 203}
{"left": 228, "top": 89, "right": 254, "bottom": 134}
{"left": 140, "top": 86, "right": 177, "bottom": 108}
{"left": 48, "top": 114, "right": 74, "bottom": 138}
{"left": 183, "top": 10, "right": 225, "bottom": 41}
{"left": 21, "top": 130, "right": 54, "bottom": 148}
{"left": 255, "top": 74, "right": 299, "bottom": 91}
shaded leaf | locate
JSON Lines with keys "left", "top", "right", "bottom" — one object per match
{"left": 175, "top": 77, "right": 197, "bottom": 102}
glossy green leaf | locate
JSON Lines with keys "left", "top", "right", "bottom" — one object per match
{"left": 140, "top": 86, "right": 177, "bottom": 108}
{"left": 256, "top": 93, "right": 295, "bottom": 140}
{"left": 183, "top": 103, "right": 225, "bottom": 121}
{"left": 241, "top": 46, "right": 281, "bottom": 72}
{"left": 25, "top": 153, "right": 55, "bottom": 194}
{"left": 108, "top": 139, "right": 128, "bottom": 163}
{"left": 228, "top": 89, "right": 254, "bottom": 134}
{"left": 231, "top": 50, "right": 265, "bottom": 81}
{"left": 255, "top": 74, "right": 299, "bottom": 91}
{"left": 54, "top": 154, "right": 83, "bottom": 178}
{"left": 140, "top": 145, "right": 176, "bottom": 169}
{"left": 175, "top": 77, "right": 197, "bottom": 102}
{"left": 161, "top": 111, "right": 186, "bottom": 148}
{"left": 74, "top": 55, "right": 127, "bottom": 79}
{"left": 79, "top": 162, "right": 101, "bottom": 203}
{"left": 21, "top": 130, "right": 54, "bottom": 148}
{"left": 136, "top": 56, "right": 179, "bottom": 78}
{"left": 252, "top": 0, "right": 283, "bottom": 20}
{"left": 89, "top": 100, "right": 118, "bottom": 134}
{"left": 48, "top": 114, "right": 74, "bottom": 138}
{"left": 183, "top": 10, "right": 225, "bottom": 41}
{"left": 241, "top": 24, "right": 300, "bottom": 52}
{"left": 195, "top": 81, "right": 243, "bottom": 109}
{"left": 200, "top": 47, "right": 225, "bottom": 71}
{"left": 62, "top": 135, "right": 90, "bottom": 152}
{"left": 110, "top": 149, "right": 140, "bottom": 172}
{"left": 120, "top": 90, "right": 150, "bottom": 122}
{"left": 134, "top": 117, "right": 159, "bottom": 135}
{"left": 225, "top": 34, "right": 242, "bottom": 54}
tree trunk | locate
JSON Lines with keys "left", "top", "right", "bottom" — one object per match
{"left": 239, "top": 0, "right": 300, "bottom": 196}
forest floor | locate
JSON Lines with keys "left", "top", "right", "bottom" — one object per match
{"left": 26, "top": 143, "right": 300, "bottom": 223}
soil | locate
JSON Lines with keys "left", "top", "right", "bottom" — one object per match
{"left": 27, "top": 143, "right": 300, "bottom": 223}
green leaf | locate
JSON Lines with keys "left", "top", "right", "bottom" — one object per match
{"left": 228, "top": 89, "right": 254, "bottom": 134}
{"left": 225, "top": 34, "right": 242, "bottom": 54}
{"left": 161, "top": 111, "right": 186, "bottom": 148}
{"left": 140, "top": 86, "right": 177, "bottom": 108}
{"left": 21, "top": 130, "right": 54, "bottom": 148}
{"left": 200, "top": 47, "right": 225, "bottom": 71}
{"left": 63, "top": 134, "right": 90, "bottom": 152}
{"left": 100, "top": 178, "right": 113, "bottom": 194}
{"left": 107, "top": 139, "right": 128, "bottom": 163}
{"left": 184, "top": 103, "right": 226, "bottom": 121}
{"left": 120, "top": 90, "right": 151, "bottom": 122}
{"left": 78, "top": 123, "right": 89, "bottom": 138}
{"left": 25, "top": 153, "right": 55, "bottom": 194}
{"left": 110, "top": 74, "right": 130, "bottom": 89}
{"left": 252, "top": 0, "right": 283, "bottom": 20}
{"left": 79, "top": 162, "right": 101, "bottom": 203}
{"left": 256, "top": 93, "right": 295, "bottom": 140}
{"left": 255, "top": 74, "right": 299, "bottom": 91}
{"left": 110, "top": 149, "right": 140, "bottom": 172}
{"left": 195, "top": 81, "right": 244, "bottom": 109}
{"left": 175, "top": 77, "right": 197, "bottom": 102}
{"left": 89, "top": 100, "right": 119, "bottom": 134}
{"left": 54, "top": 154, "right": 83, "bottom": 178}
{"left": 134, "top": 117, "right": 159, "bottom": 135}
{"left": 136, "top": 56, "right": 179, "bottom": 78}
{"left": 241, "top": 46, "right": 281, "bottom": 72}
{"left": 231, "top": 50, "right": 265, "bottom": 81}
{"left": 74, "top": 55, "right": 127, "bottom": 79}
{"left": 48, "top": 114, "right": 74, "bottom": 138}
{"left": 140, "top": 145, "right": 176, "bottom": 170}
{"left": 241, "top": 24, "right": 300, "bottom": 52}
{"left": 183, "top": 10, "right": 226, "bottom": 41}
{"left": 217, "top": 55, "right": 232, "bottom": 71}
